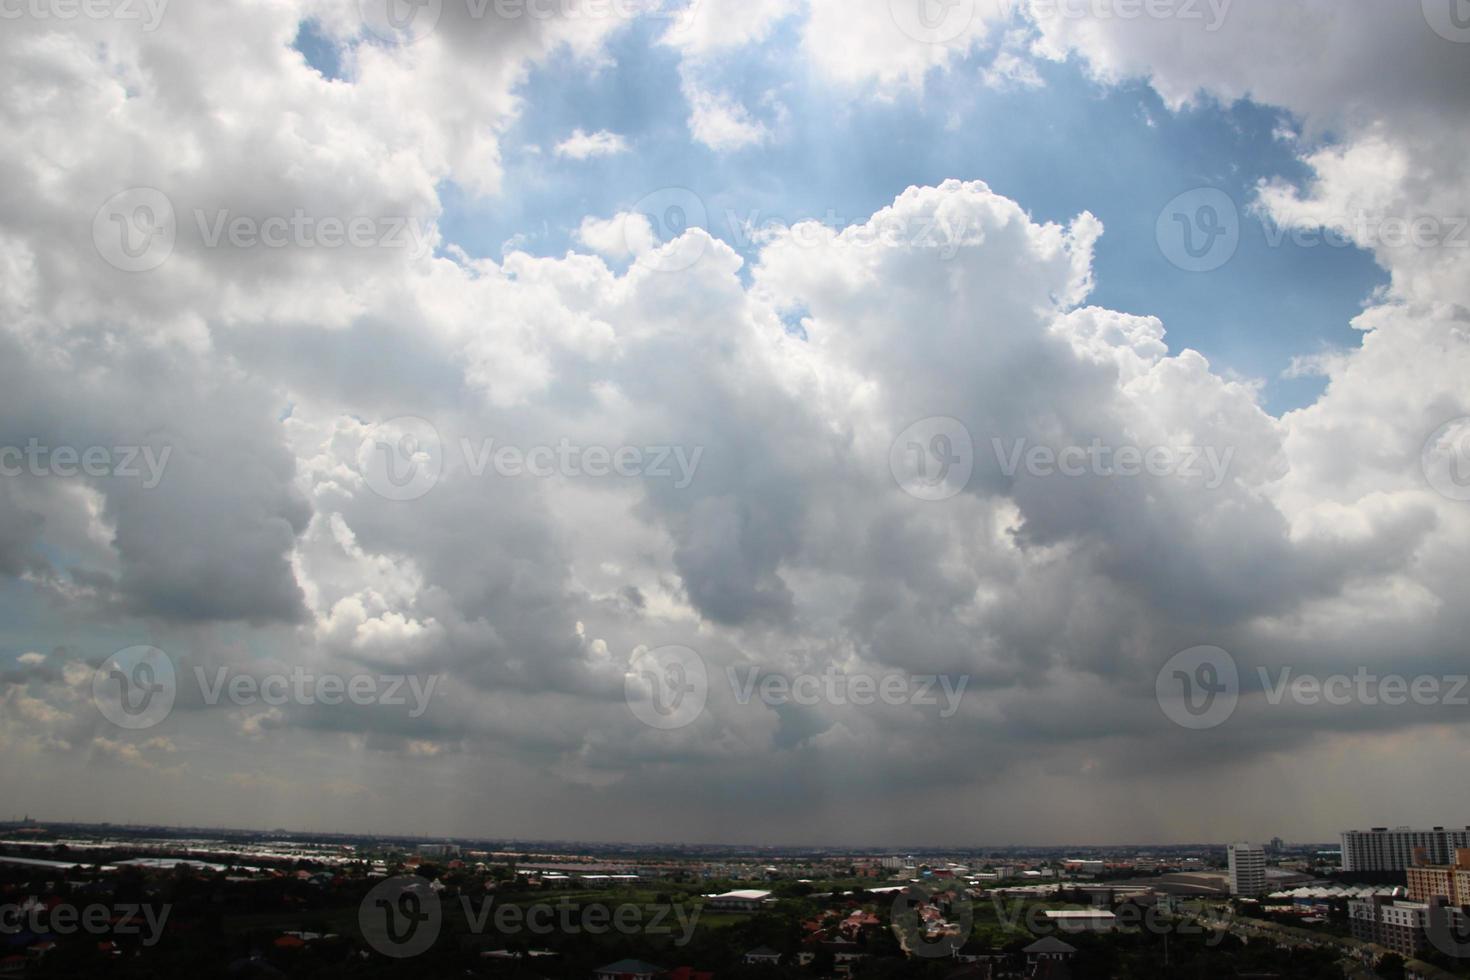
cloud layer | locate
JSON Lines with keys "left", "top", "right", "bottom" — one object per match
{"left": 1, "top": 0, "right": 1468, "bottom": 845}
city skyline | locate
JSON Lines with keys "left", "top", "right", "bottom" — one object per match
{"left": 2, "top": 0, "right": 1470, "bottom": 854}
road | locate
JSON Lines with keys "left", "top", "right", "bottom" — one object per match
{"left": 1188, "top": 908, "right": 1383, "bottom": 979}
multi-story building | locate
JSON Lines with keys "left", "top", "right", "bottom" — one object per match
{"left": 1228, "top": 843, "right": 1266, "bottom": 897}
{"left": 1408, "top": 864, "right": 1456, "bottom": 902}
{"left": 1349, "top": 897, "right": 1428, "bottom": 956}
{"left": 1406, "top": 848, "right": 1470, "bottom": 904}
{"left": 1341, "top": 827, "right": 1470, "bottom": 871}
{"left": 1348, "top": 896, "right": 1469, "bottom": 958}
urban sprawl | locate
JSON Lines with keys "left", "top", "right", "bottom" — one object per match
{"left": 2, "top": 818, "right": 1469, "bottom": 978}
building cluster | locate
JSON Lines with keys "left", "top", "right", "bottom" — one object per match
{"left": 13, "top": 818, "right": 1454, "bottom": 979}
{"left": 1341, "top": 829, "right": 1470, "bottom": 960}
{"left": 1406, "top": 850, "right": 1470, "bottom": 905}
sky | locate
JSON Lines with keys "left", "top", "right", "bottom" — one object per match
{"left": 1, "top": 0, "right": 1469, "bottom": 848}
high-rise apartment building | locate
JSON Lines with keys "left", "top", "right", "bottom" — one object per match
{"left": 1341, "top": 827, "right": 1470, "bottom": 871}
{"left": 1228, "top": 843, "right": 1267, "bottom": 897}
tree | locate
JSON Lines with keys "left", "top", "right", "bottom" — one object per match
{"left": 1377, "top": 953, "right": 1406, "bottom": 980}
